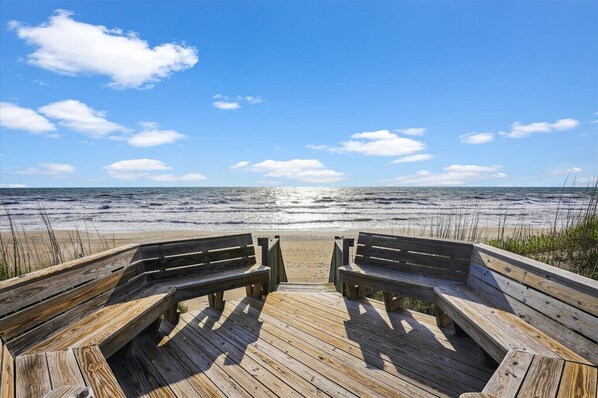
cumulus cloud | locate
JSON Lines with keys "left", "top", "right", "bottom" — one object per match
{"left": 389, "top": 164, "right": 506, "bottom": 186}
{"left": 306, "top": 144, "right": 332, "bottom": 151}
{"left": 551, "top": 167, "right": 582, "bottom": 175}
{"left": 391, "top": 154, "right": 433, "bottom": 164}
{"left": 9, "top": 10, "right": 198, "bottom": 89}
{"left": 103, "top": 158, "right": 205, "bottom": 182}
{"left": 127, "top": 128, "right": 185, "bottom": 147}
{"left": 460, "top": 132, "right": 494, "bottom": 144}
{"left": 395, "top": 128, "right": 426, "bottom": 136}
{"left": 231, "top": 159, "right": 345, "bottom": 184}
{"left": 39, "top": 100, "right": 126, "bottom": 138}
{"left": 326, "top": 129, "right": 425, "bottom": 157}
{"left": 500, "top": 118, "right": 579, "bottom": 139}
{"left": 213, "top": 101, "right": 241, "bottom": 110}
{"left": 0, "top": 102, "right": 55, "bottom": 134}
{"left": 16, "top": 162, "right": 75, "bottom": 177}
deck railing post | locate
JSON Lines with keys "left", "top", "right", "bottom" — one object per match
{"left": 342, "top": 238, "right": 354, "bottom": 265}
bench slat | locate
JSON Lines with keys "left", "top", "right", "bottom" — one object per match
{"left": 357, "top": 245, "right": 470, "bottom": 270}
{"left": 516, "top": 355, "right": 564, "bottom": 398}
{"left": 147, "top": 257, "right": 257, "bottom": 280}
{"left": 468, "top": 270, "right": 598, "bottom": 365}
{"left": 15, "top": 353, "right": 51, "bottom": 398}
{"left": 1, "top": 343, "right": 14, "bottom": 398}
{"left": 0, "top": 248, "right": 138, "bottom": 316}
{"left": 482, "top": 350, "right": 534, "bottom": 398}
{"left": 355, "top": 254, "right": 468, "bottom": 281}
{"left": 46, "top": 349, "right": 86, "bottom": 389}
{"left": 139, "top": 233, "right": 253, "bottom": 259}
{"left": 73, "top": 345, "right": 126, "bottom": 398}
{"left": 474, "top": 244, "right": 598, "bottom": 317}
{"left": 358, "top": 232, "right": 473, "bottom": 259}
{"left": 142, "top": 245, "right": 256, "bottom": 271}
{"left": 556, "top": 362, "right": 597, "bottom": 398}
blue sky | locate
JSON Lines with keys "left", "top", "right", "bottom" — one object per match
{"left": 0, "top": 1, "right": 596, "bottom": 187}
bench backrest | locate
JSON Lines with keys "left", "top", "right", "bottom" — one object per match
{"left": 355, "top": 232, "right": 473, "bottom": 282}
{"left": 467, "top": 243, "right": 598, "bottom": 365}
{"left": 139, "top": 233, "right": 256, "bottom": 281}
{"left": 0, "top": 244, "right": 143, "bottom": 355}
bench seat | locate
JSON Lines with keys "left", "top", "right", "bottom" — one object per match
{"left": 436, "top": 284, "right": 592, "bottom": 365}
{"left": 24, "top": 284, "right": 175, "bottom": 357}
{"left": 339, "top": 262, "right": 464, "bottom": 303}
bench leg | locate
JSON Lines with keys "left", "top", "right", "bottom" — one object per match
{"left": 208, "top": 291, "right": 225, "bottom": 311}
{"left": 165, "top": 304, "right": 179, "bottom": 324}
{"left": 383, "top": 292, "right": 404, "bottom": 312}
{"left": 480, "top": 348, "right": 498, "bottom": 367}
{"left": 245, "top": 283, "right": 263, "bottom": 300}
{"left": 453, "top": 322, "right": 468, "bottom": 337}
{"left": 435, "top": 305, "right": 452, "bottom": 328}
{"left": 345, "top": 282, "right": 358, "bottom": 299}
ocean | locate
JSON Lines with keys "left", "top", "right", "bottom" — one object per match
{"left": 0, "top": 187, "right": 594, "bottom": 232}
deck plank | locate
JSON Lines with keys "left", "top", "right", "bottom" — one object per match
{"left": 261, "top": 294, "right": 486, "bottom": 394}
{"left": 46, "top": 349, "right": 86, "bottom": 389}
{"left": 15, "top": 353, "right": 51, "bottom": 398}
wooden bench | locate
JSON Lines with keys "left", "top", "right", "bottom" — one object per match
{"left": 335, "top": 233, "right": 598, "bottom": 397}
{"left": 338, "top": 232, "right": 472, "bottom": 311}
{"left": 0, "top": 233, "right": 271, "bottom": 398}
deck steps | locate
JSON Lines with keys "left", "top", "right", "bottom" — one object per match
{"left": 275, "top": 282, "right": 338, "bottom": 293}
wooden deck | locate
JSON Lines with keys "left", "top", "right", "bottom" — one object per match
{"left": 109, "top": 290, "right": 495, "bottom": 397}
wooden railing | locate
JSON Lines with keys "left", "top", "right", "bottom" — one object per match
{"left": 328, "top": 236, "right": 354, "bottom": 293}
{"left": 258, "top": 235, "right": 287, "bottom": 292}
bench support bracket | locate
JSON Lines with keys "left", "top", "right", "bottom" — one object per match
{"left": 383, "top": 292, "right": 404, "bottom": 312}
{"left": 435, "top": 305, "right": 452, "bottom": 327}
{"left": 246, "top": 283, "right": 263, "bottom": 300}
{"left": 165, "top": 304, "right": 179, "bottom": 324}
{"left": 208, "top": 291, "right": 225, "bottom": 311}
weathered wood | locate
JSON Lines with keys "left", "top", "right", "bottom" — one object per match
{"left": 482, "top": 350, "right": 534, "bottom": 397}
{"left": 165, "top": 304, "right": 179, "bottom": 324}
{"left": 246, "top": 283, "right": 263, "bottom": 299}
{"left": 208, "top": 291, "right": 225, "bottom": 311}
{"left": 73, "top": 346, "right": 126, "bottom": 398}
{"left": 435, "top": 305, "right": 452, "bottom": 327}
{"left": 16, "top": 353, "right": 51, "bottom": 398}
{"left": 42, "top": 386, "right": 91, "bottom": 398}
{"left": 556, "top": 361, "right": 597, "bottom": 398}
{"left": 0, "top": 247, "right": 138, "bottom": 316}
{"left": 46, "top": 349, "right": 86, "bottom": 389}
{"left": 142, "top": 245, "right": 256, "bottom": 271}
{"left": 329, "top": 239, "right": 344, "bottom": 293}
{"left": 345, "top": 282, "right": 358, "bottom": 299}
{"left": 357, "top": 245, "right": 470, "bottom": 271}
{"left": 342, "top": 238, "right": 354, "bottom": 265}
{"left": 1, "top": 344, "right": 14, "bottom": 398}
{"left": 516, "top": 355, "right": 564, "bottom": 398}
{"left": 139, "top": 233, "right": 253, "bottom": 259}
{"left": 146, "top": 257, "right": 256, "bottom": 280}
{"left": 358, "top": 232, "right": 473, "bottom": 256}
{"left": 383, "top": 292, "right": 404, "bottom": 312}
{"left": 473, "top": 244, "right": 598, "bottom": 317}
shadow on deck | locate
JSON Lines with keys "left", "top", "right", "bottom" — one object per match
{"left": 109, "top": 291, "right": 494, "bottom": 398}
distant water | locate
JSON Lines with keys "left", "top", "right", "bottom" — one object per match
{"left": 0, "top": 187, "right": 594, "bottom": 232}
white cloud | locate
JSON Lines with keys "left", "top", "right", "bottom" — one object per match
{"left": 333, "top": 129, "right": 425, "bottom": 157}
{"left": 306, "top": 144, "right": 332, "bottom": 150}
{"left": 39, "top": 100, "right": 126, "bottom": 138}
{"left": 245, "top": 96, "right": 262, "bottom": 104}
{"left": 460, "top": 132, "right": 494, "bottom": 144}
{"left": 213, "top": 101, "right": 241, "bottom": 110}
{"left": 0, "top": 102, "right": 55, "bottom": 134}
{"left": 389, "top": 164, "right": 506, "bottom": 186}
{"left": 16, "top": 162, "right": 75, "bottom": 177}
{"left": 230, "top": 161, "right": 250, "bottom": 169}
{"left": 104, "top": 158, "right": 205, "bottom": 182}
{"left": 0, "top": 184, "right": 28, "bottom": 188}
{"left": 551, "top": 167, "right": 582, "bottom": 175}
{"left": 391, "top": 154, "right": 433, "bottom": 164}
{"left": 500, "top": 118, "right": 579, "bottom": 139}
{"left": 128, "top": 129, "right": 185, "bottom": 147}
{"left": 395, "top": 128, "right": 426, "bottom": 136}
{"left": 231, "top": 159, "right": 345, "bottom": 184}
{"left": 9, "top": 10, "right": 198, "bottom": 89}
